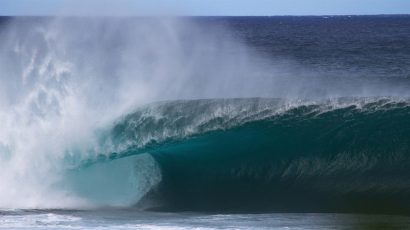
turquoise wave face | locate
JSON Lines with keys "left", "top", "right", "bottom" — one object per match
{"left": 67, "top": 98, "right": 410, "bottom": 213}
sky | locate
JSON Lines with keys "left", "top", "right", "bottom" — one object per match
{"left": 1, "top": 0, "right": 410, "bottom": 16}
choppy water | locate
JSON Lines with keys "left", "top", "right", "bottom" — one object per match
{"left": 2, "top": 210, "right": 410, "bottom": 230}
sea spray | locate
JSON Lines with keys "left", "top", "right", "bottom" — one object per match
{"left": 0, "top": 17, "right": 279, "bottom": 208}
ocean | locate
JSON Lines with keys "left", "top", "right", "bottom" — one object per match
{"left": 1, "top": 15, "right": 410, "bottom": 229}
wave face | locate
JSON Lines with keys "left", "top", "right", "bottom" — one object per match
{"left": 96, "top": 98, "right": 410, "bottom": 213}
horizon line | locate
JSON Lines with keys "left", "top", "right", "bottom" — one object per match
{"left": 0, "top": 13, "right": 409, "bottom": 17}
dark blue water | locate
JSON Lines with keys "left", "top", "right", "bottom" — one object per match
{"left": 221, "top": 16, "right": 410, "bottom": 78}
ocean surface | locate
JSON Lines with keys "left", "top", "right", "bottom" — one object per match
{"left": 1, "top": 15, "right": 410, "bottom": 229}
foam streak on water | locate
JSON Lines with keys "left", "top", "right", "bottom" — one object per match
{"left": 1, "top": 211, "right": 410, "bottom": 230}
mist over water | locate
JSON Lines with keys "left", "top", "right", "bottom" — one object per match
{"left": 0, "top": 17, "right": 274, "bottom": 209}
{"left": 0, "top": 16, "right": 409, "bottom": 209}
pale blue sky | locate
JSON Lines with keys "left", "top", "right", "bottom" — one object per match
{"left": 1, "top": 0, "right": 410, "bottom": 16}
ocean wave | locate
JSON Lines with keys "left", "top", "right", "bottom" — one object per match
{"left": 70, "top": 97, "right": 410, "bottom": 213}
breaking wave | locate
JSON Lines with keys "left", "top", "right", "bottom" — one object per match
{"left": 67, "top": 98, "right": 410, "bottom": 213}
{"left": 1, "top": 17, "right": 410, "bottom": 213}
